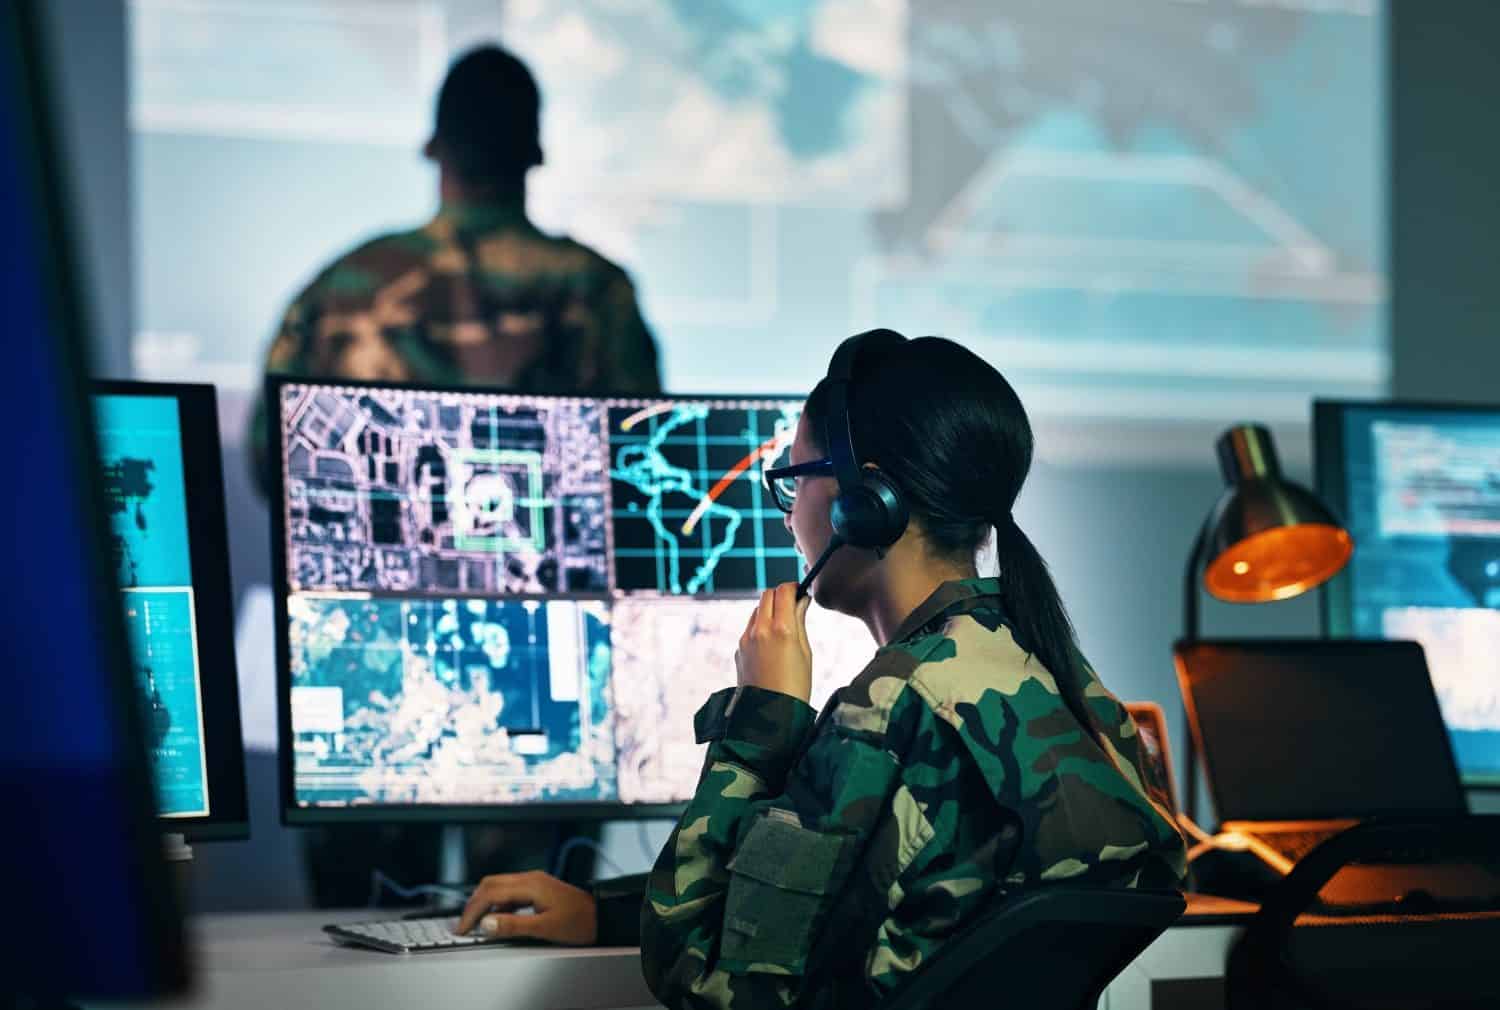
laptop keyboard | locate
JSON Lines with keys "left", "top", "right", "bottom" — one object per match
{"left": 1259, "top": 828, "right": 1340, "bottom": 864}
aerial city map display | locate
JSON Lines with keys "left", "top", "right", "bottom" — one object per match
{"left": 94, "top": 394, "right": 211, "bottom": 818}
{"left": 282, "top": 387, "right": 610, "bottom": 594}
{"left": 279, "top": 383, "right": 870, "bottom": 810}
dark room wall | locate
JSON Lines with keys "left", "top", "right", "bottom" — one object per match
{"left": 39, "top": 0, "right": 132, "bottom": 378}
{"left": 1390, "top": 1, "right": 1500, "bottom": 405}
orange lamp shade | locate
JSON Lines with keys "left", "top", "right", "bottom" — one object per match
{"left": 1197, "top": 425, "right": 1354, "bottom": 606}
{"left": 1203, "top": 522, "right": 1354, "bottom": 603}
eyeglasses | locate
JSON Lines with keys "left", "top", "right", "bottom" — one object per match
{"left": 762, "top": 457, "right": 835, "bottom": 513}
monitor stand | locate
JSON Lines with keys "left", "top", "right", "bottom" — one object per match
{"left": 162, "top": 832, "right": 193, "bottom": 864}
{"left": 162, "top": 832, "right": 194, "bottom": 904}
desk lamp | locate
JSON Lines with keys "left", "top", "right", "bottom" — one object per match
{"left": 1180, "top": 424, "right": 1353, "bottom": 820}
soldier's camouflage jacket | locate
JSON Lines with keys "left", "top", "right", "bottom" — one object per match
{"left": 248, "top": 199, "right": 661, "bottom": 493}
{"left": 641, "top": 578, "right": 1187, "bottom": 1009}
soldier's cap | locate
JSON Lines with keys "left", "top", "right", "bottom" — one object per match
{"left": 426, "top": 44, "right": 544, "bottom": 180}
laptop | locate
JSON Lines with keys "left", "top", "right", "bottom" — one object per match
{"left": 1175, "top": 639, "right": 1466, "bottom": 875}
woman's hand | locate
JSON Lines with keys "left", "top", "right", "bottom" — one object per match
{"left": 455, "top": 870, "right": 597, "bottom": 945}
{"left": 734, "top": 582, "right": 813, "bottom": 702}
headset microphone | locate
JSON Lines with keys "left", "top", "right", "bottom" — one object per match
{"left": 796, "top": 533, "right": 845, "bottom": 599}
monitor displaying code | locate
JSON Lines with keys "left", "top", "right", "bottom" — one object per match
{"left": 1321, "top": 403, "right": 1500, "bottom": 786}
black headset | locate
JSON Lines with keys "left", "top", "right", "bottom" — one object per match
{"left": 823, "top": 329, "right": 911, "bottom": 553}
{"left": 795, "top": 329, "right": 912, "bottom": 597}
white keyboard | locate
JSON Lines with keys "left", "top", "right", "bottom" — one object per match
{"left": 324, "top": 916, "right": 504, "bottom": 954}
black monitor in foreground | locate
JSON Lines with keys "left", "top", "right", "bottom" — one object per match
{"left": 0, "top": 1, "right": 187, "bottom": 999}
{"left": 270, "top": 377, "right": 872, "bottom": 823}
{"left": 1316, "top": 399, "right": 1500, "bottom": 788}
{"left": 92, "top": 381, "right": 250, "bottom": 840}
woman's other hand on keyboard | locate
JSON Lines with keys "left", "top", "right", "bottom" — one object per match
{"left": 456, "top": 871, "right": 598, "bottom": 945}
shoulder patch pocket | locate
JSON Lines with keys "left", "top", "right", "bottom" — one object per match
{"left": 722, "top": 812, "right": 852, "bottom": 973}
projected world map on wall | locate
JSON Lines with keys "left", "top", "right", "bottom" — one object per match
{"left": 131, "top": 0, "right": 1384, "bottom": 437}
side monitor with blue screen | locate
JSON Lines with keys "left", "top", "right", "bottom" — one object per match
{"left": 271, "top": 378, "right": 873, "bottom": 822}
{"left": 1316, "top": 400, "right": 1500, "bottom": 788}
{"left": 93, "top": 381, "right": 249, "bottom": 839}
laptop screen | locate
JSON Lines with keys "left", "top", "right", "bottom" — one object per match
{"left": 1175, "top": 640, "right": 1466, "bottom": 823}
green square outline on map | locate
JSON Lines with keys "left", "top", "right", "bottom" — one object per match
{"left": 451, "top": 448, "right": 549, "bottom": 553}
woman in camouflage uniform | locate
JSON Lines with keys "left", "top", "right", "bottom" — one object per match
{"left": 460, "top": 332, "right": 1186, "bottom": 1008}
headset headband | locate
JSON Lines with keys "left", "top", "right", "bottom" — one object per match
{"left": 822, "top": 329, "right": 906, "bottom": 496}
{"left": 823, "top": 336, "right": 862, "bottom": 497}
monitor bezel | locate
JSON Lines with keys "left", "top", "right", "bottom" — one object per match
{"left": 267, "top": 373, "right": 813, "bottom": 825}
{"left": 93, "top": 379, "right": 251, "bottom": 840}
{"left": 1313, "top": 397, "right": 1500, "bottom": 791}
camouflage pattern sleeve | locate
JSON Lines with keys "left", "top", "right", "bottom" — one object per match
{"left": 595, "top": 266, "right": 661, "bottom": 395}
{"left": 247, "top": 292, "right": 317, "bottom": 498}
{"left": 861, "top": 638, "right": 1188, "bottom": 999}
{"left": 245, "top": 230, "right": 429, "bottom": 497}
{"left": 640, "top": 580, "right": 1186, "bottom": 1009}
{"left": 640, "top": 681, "right": 897, "bottom": 1008}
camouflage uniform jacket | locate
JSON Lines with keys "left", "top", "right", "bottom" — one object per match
{"left": 641, "top": 577, "right": 1187, "bottom": 1009}
{"left": 249, "top": 199, "right": 661, "bottom": 493}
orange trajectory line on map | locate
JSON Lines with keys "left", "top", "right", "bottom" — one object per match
{"left": 620, "top": 402, "right": 676, "bottom": 431}
{"left": 682, "top": 432, "right": 786, "bottom": 536}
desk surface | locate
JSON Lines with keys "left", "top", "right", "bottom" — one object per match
{"left": 1181, "top": 892, "right": 1259, "bottom": 924}
{"left": 97, "top": 897, "right": 1257, "bottom": 1010}
{"left": 135, "top": 909, "right": 658, "bottom": 1010}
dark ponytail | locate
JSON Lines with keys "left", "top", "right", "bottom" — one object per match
{"left": 990, "top": 513, "right": 1084, "bottom": 700}
{"left": 805, "top": 335, "right": 1085, "bottom": 698}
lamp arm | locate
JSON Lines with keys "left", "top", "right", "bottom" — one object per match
{"left": 1183, "top": 522, "right": 1207, "bottom": 643}
{"left": 1181, "top": 522, "right": 1209, "bottom": 823}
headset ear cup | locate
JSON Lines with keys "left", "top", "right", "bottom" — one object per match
{"left": 864, "top": 469, "right": 908, "bottom": 548}
{"left": 830, "top": 471, "right": 908, "bottom": 550}
{"left": 828, "top": 491, "right": 861, "bottom": 545}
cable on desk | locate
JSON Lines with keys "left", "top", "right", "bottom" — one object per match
{"left": 551, "top": 836, "right": 628, "bottom": 881}
{"left": 638, "top": 820, "right": 661, "bottom": 868}
{"left": 1176, "top": 811, "right": 1215, "bottom": 846}
{"left": 367, "top": 870, "right": 469, "bottom": 909}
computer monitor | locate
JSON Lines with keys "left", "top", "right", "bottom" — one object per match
{"left": 1315, "top": 400, "right": 1500, "bottom": 788}
{"left": 270, "top": 379, "right": 874, "bottom": 823}
{"left": 0, "top": 1, "right": 186, "bottom": 997}
{"left": 91, "top": 381, "right": 250, "bottom": 839}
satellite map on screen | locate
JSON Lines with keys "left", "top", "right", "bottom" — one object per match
{"left": 610, "top": 597, "right": 868, "bottom": 804}
{"left": 281, "top": 384, "right": 611, "bottom": 595}
{"left": 288, "top": 594, "right": 614, "bottom": 807}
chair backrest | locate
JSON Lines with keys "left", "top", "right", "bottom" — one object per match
{"left": 875, "top": 887, "right": 1186, "bottom": 1010}
{"left": 1227, "top": 815, "right": 1500, "bottom": 1010}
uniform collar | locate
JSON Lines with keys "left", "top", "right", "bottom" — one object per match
{"left": 889, "top": 577, "right": 1004, "bottom": 645}
{"left": 433, "top": 198, "right": 533, "bottom": 235}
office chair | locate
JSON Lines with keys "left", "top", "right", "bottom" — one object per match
{"left": 1227, "top": 816, "right": 1500, "bottom": 1010}
{"left": 873, "top": 886, "right": 1185, "bottom": 1010}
